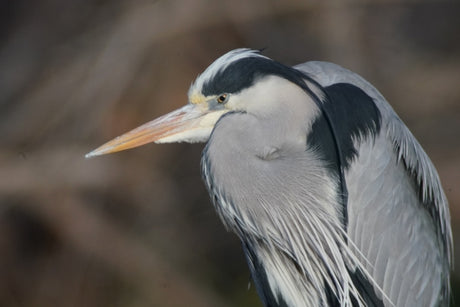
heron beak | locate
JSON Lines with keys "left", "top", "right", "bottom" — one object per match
{"left": 85, "top": 104, "right": 228, "bottom": 158}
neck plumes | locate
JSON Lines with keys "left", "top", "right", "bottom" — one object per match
{"left": 201, "top": 100, "right": 372, "bottom": 305}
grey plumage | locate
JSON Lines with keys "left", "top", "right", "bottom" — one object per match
{"left": 199, "top": 51, "right": 451, "bottom": 306}
{"left": 87, "top": 49, "right": 452, "bottom": 307}
{"left": 298, "top": 61, "right": 451, "bottom": 306}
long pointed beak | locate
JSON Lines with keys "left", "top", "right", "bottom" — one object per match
{"left": 86, "top": 104, "right": 227, "bottom": 158}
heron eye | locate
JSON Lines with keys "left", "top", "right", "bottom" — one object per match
{"left": 217, "top": 94, "right": 228, "bottom": 104}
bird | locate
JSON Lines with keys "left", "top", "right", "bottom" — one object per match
{"left": 86, "top": 49, "right": 452, "bottom": 307}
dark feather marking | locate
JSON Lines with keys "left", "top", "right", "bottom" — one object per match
{"left": 324, "top": 268, "right": 384, "bottom": 307}
{"left": 310, "top": 83, "right": 382, "bottom": 171}
{"left": 203, "top": 56, "right": 313, "bottom": 97}
{"left": 349, "top": 268, "right": 385, "bottom": 307}
{"left": 307, "top": 83, "right": 381, "bottom": 227}
{"left": 241, "top": 239, "right": 289, "bottom": 307}
{"left": 324, "top": 280, "right": 341, "bottom": 306}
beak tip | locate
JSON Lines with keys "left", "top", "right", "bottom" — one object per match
{"left": 85, "top": 152, "right": 95, "bottom": 159}
{"left": 85, "top": 149, "right": 102, "bottom": 159}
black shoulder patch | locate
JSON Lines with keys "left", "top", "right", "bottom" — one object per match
{"left": 307, "top": 83, "right": 381, "bottom": 171}
{"left": 307, "top": 83, "right": 381, "bottom": 228}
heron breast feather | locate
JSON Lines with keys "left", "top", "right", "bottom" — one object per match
{"left": 256, "top": 146, "right": 281, "bottom": 161}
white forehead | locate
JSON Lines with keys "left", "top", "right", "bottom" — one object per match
{"left": 188, "top": 48, "right": 269, "bottom": 97}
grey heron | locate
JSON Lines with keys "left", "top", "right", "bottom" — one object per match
{"left": 86, "top": 49, "right": 452, "bottom": 306}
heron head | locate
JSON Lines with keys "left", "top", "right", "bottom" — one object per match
{"left": 86, "top": 49, "right": 308, "bottom": 158}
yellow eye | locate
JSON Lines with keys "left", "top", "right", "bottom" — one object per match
{"left": 217, "top": 94, "right": 228, "bottom": 104}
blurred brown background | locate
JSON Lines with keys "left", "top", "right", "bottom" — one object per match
{"left": 1, "top": 0, "right": 459, "bottom": 306}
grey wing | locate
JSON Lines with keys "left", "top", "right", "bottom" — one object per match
{"left": 296, "top": 61, "right": 452, "bottom": 306}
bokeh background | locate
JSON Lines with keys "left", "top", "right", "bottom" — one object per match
{"left": 1, "top": 0, "right": 459, "bottom": 306}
